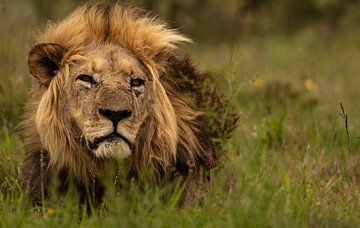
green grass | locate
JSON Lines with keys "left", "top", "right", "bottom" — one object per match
{"left": 1, "top": 1, "right": 360, "bottom": 227}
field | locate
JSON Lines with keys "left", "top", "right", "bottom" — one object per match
{"left": 1, "top": 0, "right": 360, "bottom": 227}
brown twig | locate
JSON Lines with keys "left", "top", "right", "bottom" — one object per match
{"left": 339, "top": 103, "right": 350, "bottom": 153}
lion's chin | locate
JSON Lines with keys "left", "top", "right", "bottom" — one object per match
{"left": 93, "top": 141, "right": 131, "bottom": 159}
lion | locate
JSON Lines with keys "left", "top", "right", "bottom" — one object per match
{"left": 21, "top": 3, "right": 236, "bottom": 208}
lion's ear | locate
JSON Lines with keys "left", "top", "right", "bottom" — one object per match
{"left": 28, "top": 43, "right": 67, "bottom": 86}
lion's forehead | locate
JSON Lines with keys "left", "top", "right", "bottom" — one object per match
{"left": 73, "top": 45, "right": 145, "bottom": 78}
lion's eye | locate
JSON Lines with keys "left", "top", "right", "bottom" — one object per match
{"left": 76, "top": 74, "right": 96, "bottom": 84}
{"left": 130, "top": 78, "right": 145, "bottom": 87}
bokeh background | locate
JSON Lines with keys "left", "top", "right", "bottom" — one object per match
{"left": 1, "top": 0, "right": 360, "bottom": 226}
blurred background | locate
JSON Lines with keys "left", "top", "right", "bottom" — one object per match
{"left": 24, "top": 0, "right": 360, "bottom": 41}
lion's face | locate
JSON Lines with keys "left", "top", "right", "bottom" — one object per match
{"left": 29, "top": 43, "right": 154, "bottom": 159}
{"left": 65, "top": 44, "right": 152, "bottom": 158}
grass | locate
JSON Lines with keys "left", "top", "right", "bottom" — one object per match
{"left": 1, "top": 1, "right": 360, "bottom": 227}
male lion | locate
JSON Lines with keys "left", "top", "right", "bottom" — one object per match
{"left": 22, "top": 3, "right": 236, "bottom": 208}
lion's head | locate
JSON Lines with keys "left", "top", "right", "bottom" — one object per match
{"left": 31, "top": 42, "right": 157, "bottom": 160}
{"left": 23, "top": 3, "right": 234, "bottom": 184}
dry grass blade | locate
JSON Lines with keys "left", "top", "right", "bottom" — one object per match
{"left": 339, "top": 103, "right": 350, "bottom": 153}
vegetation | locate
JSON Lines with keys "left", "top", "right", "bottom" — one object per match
{"left": 0, "top": 0, "right": 359, "bottom": 227}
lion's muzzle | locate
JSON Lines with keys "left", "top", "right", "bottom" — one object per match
{"left": 89, "top": 132, "right": 132, "bottom": 150}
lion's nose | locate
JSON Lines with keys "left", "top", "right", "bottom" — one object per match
{"left": 99, "top": 108, "right": 132, "bottom": 125}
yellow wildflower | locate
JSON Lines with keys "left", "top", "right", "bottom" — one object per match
{"left": 253, "top": 79, "right": 264, "bottom": 88}
{"left": 47, "top": 208, "right": 56, "bottom": 215}
{"left": 305, "top": 79, "right": 315, "bottom": 90}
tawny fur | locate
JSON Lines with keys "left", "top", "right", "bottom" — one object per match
{"left": 21, "top": 3, "right": 236, "bottom": 205}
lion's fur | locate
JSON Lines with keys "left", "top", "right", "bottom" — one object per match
{"left": 21, "top": 3, "right": 236, "bottom": 203}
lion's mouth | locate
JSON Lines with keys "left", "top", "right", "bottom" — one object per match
{"left": 89, "top": 132, "right": 132, "bottom": 150}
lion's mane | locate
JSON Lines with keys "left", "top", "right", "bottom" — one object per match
{"left": 21, "top": 3, "right": 236, "bottom": 201}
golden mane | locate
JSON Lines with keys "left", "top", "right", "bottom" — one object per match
{"left": 37, "top": 3, "right": 191, "bottom": 66}
{"left": 22, "top": 3, "right": 236, "bottom": 203}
